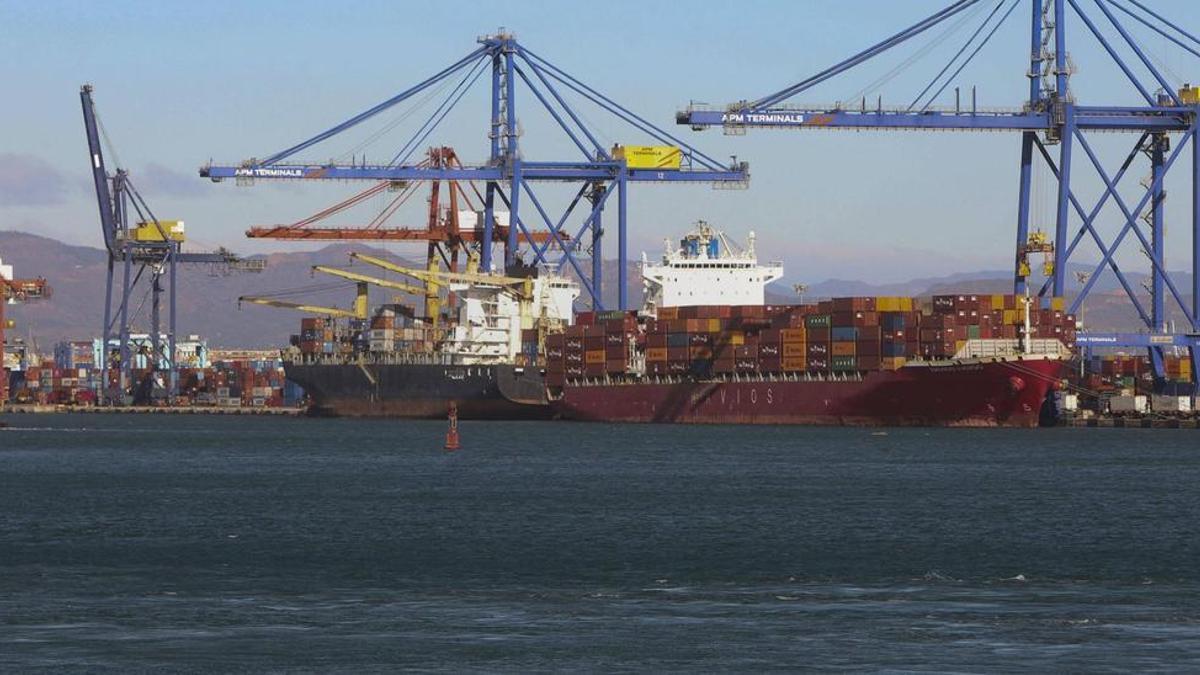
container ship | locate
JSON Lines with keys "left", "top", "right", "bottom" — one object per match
{"left": 545, "top": 223, "right": 1073, "bottom": 427}
{"left": 282, "top": 264, "right": 580, "bottom": 418}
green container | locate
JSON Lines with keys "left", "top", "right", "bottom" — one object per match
{"left": 805, "top": 314, "right": 832, "bottom": 328}
{"left": 831, "top": 355, "right": 857, "bottom": 371}
{"left": 967, "top": 325, "right": 981, "bottom": 340}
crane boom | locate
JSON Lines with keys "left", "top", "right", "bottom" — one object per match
{"left": 239, "top": 282, "right": 370, "bottom": 320}
{"left": 349, "top": 251, "right": 528, "bottom": 288}
{"left": 311, "top": 265, "right": 426, "bottom": 296}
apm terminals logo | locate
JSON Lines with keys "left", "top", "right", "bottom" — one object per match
{"left": 234, "top": 168, "right": 305, "bottom": 178}
{"left": 721, "top": 112, "right": 806, "bottom": 125}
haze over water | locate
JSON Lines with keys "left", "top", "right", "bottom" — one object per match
{"left": 2, "top": 415, "right": 1199, "bottom": 670}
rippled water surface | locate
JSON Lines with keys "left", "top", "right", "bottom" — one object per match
{"left": 2, "top": 414, "right": 1199, "bottom": 671}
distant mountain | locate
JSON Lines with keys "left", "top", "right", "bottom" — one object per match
{"left": 2, "top": 230, "right": 1192, "bottom": 348}
{"left": 1, "top": 231, "right": 426, "bottom": 349}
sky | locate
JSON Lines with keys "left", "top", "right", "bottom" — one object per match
{"left": 3, "top": 0, "right": 1200, "bottom": 285}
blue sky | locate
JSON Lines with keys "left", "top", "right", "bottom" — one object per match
{"left": 3, "top": 0, "right": 1200, "bottom": 284}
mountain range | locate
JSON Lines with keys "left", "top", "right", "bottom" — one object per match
{"left": 1, "top": 230, "right": 1191, "bottom": 349}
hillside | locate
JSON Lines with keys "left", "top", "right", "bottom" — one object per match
{"left": 1, "top": 230, "right": 1191, "bottom": 348}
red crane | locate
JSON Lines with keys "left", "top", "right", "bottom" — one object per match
{"left": 243, "top": 146, "right": 564, "bottom": 317}
{"left": 1, "top": 275, "right": 50, "bottom": 405}
{"left": 244, "top": 146, "right": 562, "bottom": 272}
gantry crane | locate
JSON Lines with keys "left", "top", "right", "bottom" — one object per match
{"left": 82, "top": 84, "right": 265, "bottom": 404}
{"left": 0, "top": 273, "right": 50, "bottom": 405}
{"left": 201, "top": 32, "right": 748, "bottom": 311}
{"left": 678, "top": 0, "right": 1200, "bottom": 387}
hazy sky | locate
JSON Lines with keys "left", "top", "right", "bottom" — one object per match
{"left": 3, "top": 0, "right": 1200, "bottom": 284}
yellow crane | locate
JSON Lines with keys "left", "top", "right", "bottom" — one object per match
{"left": 239, "top": 281, "right": 370, "bottom": 320}
{"left": 349, "top": 251, "right": 534, "bottom": 299}
{"left": 311, "top": 265, "right": 427, "bottom": 296}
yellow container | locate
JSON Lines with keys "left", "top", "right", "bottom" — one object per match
{"left": 612, "top": 144, "right": 682, "bottom": 170}
{"left": 585, "top": 350, "right": 605, "bottom": 365}
{"left": 646, "top": 347, "right": 668, "bottom": 362}
{"left": 781, "top": 357, "right": 807, "bottom": 371}
{"left": 882, "top": 356, "right": 907, "bottom": 370}
{"left": 133, "top": 220, "right": 186, "bottom": 242}
{"left": 728, "top": 331, "right": 745, "bottom": 346}
{"left": 991, "top": 295, "right": 1006, "bottom": 310}
{"left": 781, "top": 328, "right": 806, "bottom": 343}
{"left": 1003, "top": 309, "right": 1018, "bottom": 325}
{"left": 1180, "top": 85, "right": 1200, "bottom": 105}
{"left": 707, "top": 318, "right": 721, "bottom": 332}
{"left": 782, "top": 343, "right": 807, "bottom": 357}
{"left": 832, "top": 341, "right": 856, "bottom": 356}
{"left": 1051, "top": 297, "right": 1065, "bottom": 311}
{"left": 876, "top": 297, "right": 912, "bottom": 312}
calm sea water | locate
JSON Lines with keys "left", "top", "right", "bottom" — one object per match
{"left": 2, "top": 414, "right": 1199, "bottom": 671}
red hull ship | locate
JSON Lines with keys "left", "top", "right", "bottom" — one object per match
{"left": 552, "top": 355, "right": 1064, "bottom": 427}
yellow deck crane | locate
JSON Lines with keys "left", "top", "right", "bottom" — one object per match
{"left": 238, "top": 282, "right": 371, "bottom": 320}
{"left": 349, "top": 251, "right": 534, "bottom": 299}
{"left": 310, "top": 264, "right": 436, "bottom": 327}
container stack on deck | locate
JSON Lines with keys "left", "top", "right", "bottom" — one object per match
{"left": 545, "top": 294, "right": 1077, "bottom": 387}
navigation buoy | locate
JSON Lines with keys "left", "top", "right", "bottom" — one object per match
{"left": 443, "top": 401, "right": 461, "bottom": 451}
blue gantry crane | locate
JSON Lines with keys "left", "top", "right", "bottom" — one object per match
{"left": 82, "top": 84, "right": 264, "bottom": 404}
{"left": 199, "top": 32, "right": 748, "bottom": 311}
{"left": 678, "top": 0, "right": 1200, "bottom": 388}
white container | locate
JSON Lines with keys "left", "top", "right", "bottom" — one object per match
{"left": 1056, "top": 392, "right": 1079, "bottom": 412}
{"left": 1108, "top": 395, "right": 1148, "bottom": 414}
{"left": 1151, "top": 395, "right": 1192, "bottom": 413}
{"left": 369, "top": 339, "right": 394, "bottom": 352}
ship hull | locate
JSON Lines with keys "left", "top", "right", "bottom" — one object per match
{"left": 284, "top": 361, "right": 551, "bottom": 419}
{"left": 552, "top": 356, "right": 1062, "bottom": 427}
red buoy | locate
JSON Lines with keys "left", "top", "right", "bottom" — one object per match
{"left": 443, "top": 401, "right": 461, "bottom": 451}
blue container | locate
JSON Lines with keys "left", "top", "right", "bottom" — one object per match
{"left": 882, "top": 340, "right": 906, "bottom": 357}
{"left": 666, "top": 333, "right": 690, "bottom": 348}
{"left": 831, "top": 326, "right": 858, "bottom": 341}
{"left": 881, "top": 313, "right": 906, "bottom": 332}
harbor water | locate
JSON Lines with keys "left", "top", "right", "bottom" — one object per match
{"left": 2, "top": 414, "right": 1199, "bottom": 670}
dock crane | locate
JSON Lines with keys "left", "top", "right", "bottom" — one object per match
{"left": 200, "top": 32, "right": 747, "bottom": 311}
{"left": 1, "top": 272, "right": 50, "bottom": 405}
{"left": 82, "top": 84, "right": 265, "bottom": 404}
{"left": 677, "top": 0, "right": 1200, "bottom": 388}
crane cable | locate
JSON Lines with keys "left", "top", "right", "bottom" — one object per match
{"left": 907, "top": 0, "right": 1007, "bottom": 111}
{"left": 842, "top": 0, "right": 989, "bottom": 105}
{"left": 334, "top": 63, "right": 469, "bottom": 165}
{"left": 916, "top": 0, "right": 1022, "bottom": 112}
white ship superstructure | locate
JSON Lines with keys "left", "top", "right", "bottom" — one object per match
{"left": 641, "top": 221, "right": 783, "bottom": 310}
{"left": 444, "top": 271, "right": 580, "bottom": 363}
